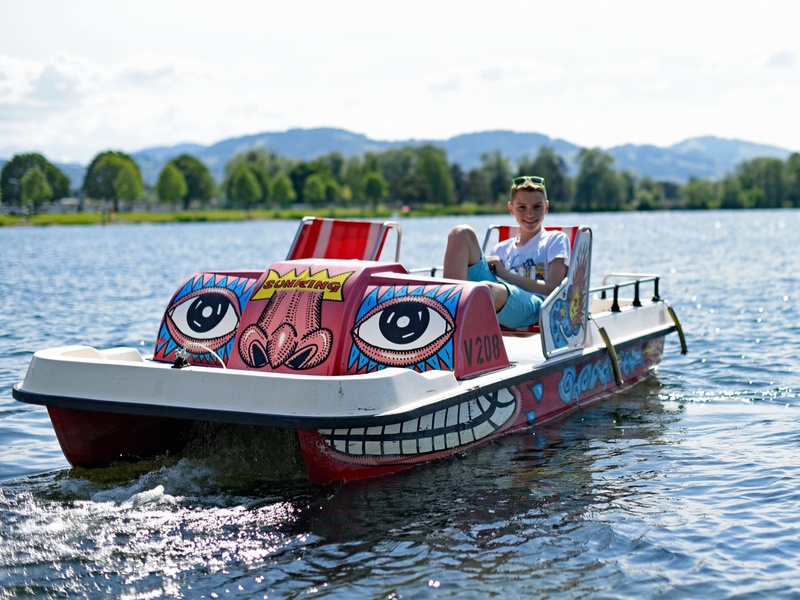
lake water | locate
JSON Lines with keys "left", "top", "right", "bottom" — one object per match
{"left": 1, "top": 210, "right": 798, "bottom": 598}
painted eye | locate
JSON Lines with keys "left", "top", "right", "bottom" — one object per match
{"left": 351, "top": 296, "right": 454, "bottom": 367}
{"left": 168, "top": 290, "right": 240, "bottom": 342}
{"left": 355, "top": 300, "right": 447, "bottom": 350}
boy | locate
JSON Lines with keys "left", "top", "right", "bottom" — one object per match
{"left": 442, "top": 176, "right": 570, "bottom": 328}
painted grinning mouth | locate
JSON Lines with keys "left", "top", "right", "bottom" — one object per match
{"left": 317, "top": 386, "right": 521, "bottom": 461}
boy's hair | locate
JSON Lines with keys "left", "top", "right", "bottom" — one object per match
{"left": 510, "top": 181, "right": 547, "bottom": 202}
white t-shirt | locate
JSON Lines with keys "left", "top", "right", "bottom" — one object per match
{"left": 492, "top": 229, "right": 570, "bottom": 295}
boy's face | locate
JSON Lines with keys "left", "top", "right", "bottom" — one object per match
{"left": 508, "top": 189, "right": 548, "bottom": 235}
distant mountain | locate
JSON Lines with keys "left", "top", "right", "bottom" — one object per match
{"left": 126, "top": 129, "right": 798, "bottom": 186}
{"left": 439, "top": 131, "right": 581, "bottom": 170}
{"left": 128, "top": 129, "right": 585, "bottom": 186}
{"left": 130, "top": 128, "right": 400, "bottom": 188}
{"left": 3, "top": 128, "right": 794, "bottom": 191}
{"left": 606, "top": 136, "right": 794, "bottom": 182}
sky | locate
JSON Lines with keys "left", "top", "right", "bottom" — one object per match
{"left": 1, "top": 0, "right": 799, "bottom": 165}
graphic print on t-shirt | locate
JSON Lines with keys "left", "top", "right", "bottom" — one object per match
{"left": 506, "top": 256, "right": 543, "bottom": 281}
{"left": 505, "top": 250, "right": 547, "bottom": 281}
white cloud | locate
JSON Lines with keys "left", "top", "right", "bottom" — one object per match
{"left": 0, "top": 55, "right": 36, "bottom": 104}
{"left": 116, "top": 63, "right": 178, "bottom": 90}
{"left": 641, "top": 81, "right": 672, "bottom": 93}
{"left": 428, "top": 76, "right": 462, "bottom": 94}
{"left": 2, "top": 0, "right": 800, "bottom": 162}
{"left": 766, "top": 50, "right": 796, "bottom": 68}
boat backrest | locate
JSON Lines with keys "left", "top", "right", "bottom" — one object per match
{"left": 538, "top": 227, "right": 592, "bottom": 357}
{"left": 286, "top": 217, "right": 402, "bottom": 262}
{"left": 482, "top": 224, "right": 580, "bottom": 253}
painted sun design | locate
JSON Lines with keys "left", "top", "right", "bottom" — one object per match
{"left": 348, "top": 284, "right": 461, "bottom": 374}
{"left": 156, "top": 273, "right": 257, "bottom": 365}
{"left": 568, "top": 242, "right": 590, "bottom": 329}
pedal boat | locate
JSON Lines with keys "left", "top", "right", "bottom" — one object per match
{"left": 12, "top": 217, "right": 686, "bottom": 484}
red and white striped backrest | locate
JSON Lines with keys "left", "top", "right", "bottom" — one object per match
{"left": 286, "top": 217, "right": 401, "bottom": 261}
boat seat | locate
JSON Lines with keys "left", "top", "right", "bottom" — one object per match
{"left": 481, "top": 224, "right": 580, "bottom": 335}
{"left": 286, "top": 217, "right": 402, "bottom": 262}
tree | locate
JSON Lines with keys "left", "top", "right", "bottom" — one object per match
{"left": 517, "top": 146, "right": 571, "bottom": 207}
{"left": 171, "top": 154, "right": 214, "bottom": 209}
{"left": 574, "top": 148, "right": 625, "bottom": 211}
{"left": 618, "top": 171, "right": 638, "bottom": 209}
{"left": 450, "top": 163, "right": 466, "bottom": 204}
{"left": 1, "top": 153, "right": 70, "bottom": 207}
{"left": 463, "top": 168, "right": 493, "bottom": 204}
{"left": 112, "top": 162, "right": 144, "bottom": 205}
{"left": 303, "top": 174, "right": 327, "bottom": 206}
{"left": 635, "top": 177, "right": 664, "bottom": 210}
{"left": 224, "top": 149, "right": 290, "bottom": 206}
{"left": 286, "top": 158, "right": 342, "bottom": 206}
{"left": 683, "top": 177, "right": 717, "bottom": 209}
{"left": 83, "top": 151, "right": 144, "bottom": 211}
{"left": 375, "top": 148, "right": 419, "bottom": 204}
{"left": 20, "top": 166, "right": 52, "bottom": 215}
{"left": 288, "top": 162, "right": 316, "bottom": 204}
{"left": 362, "top": 171, "right": 388, "bottom": 210}
{"left": 323, "top": 176, "right": 341, "bottom": 205}
{"left": 271, "top": 173, "right": 297, "bottom": 206}
{"left": 785, "top": 153, "right": 800, "bottom": 208}
{"left": 224, "top": 149, "right": 290, "bottom": 180}
{"left": 342, "top": 155, "right": 366, "bottom": 206}
{"left": 340, "top": 182, "right": 353, "bottom": 205}
{"left": 415, "top": 145, "right": 455, "bottom": 205}
{"left": 737, "top": 157, "right": 786, "bottom": 208}
{"left": 315, "top": 152, "right": 346, "bottom": 183}
{"left": 228, "top": 164, "right": 261, "bottom": 211}
{"left": 719, "top": 175, "right": 745, "bottom": 209}
{"left": 225, "top": 161, "right": 268, "bottom": 206}
{"left": 661, "top": 180, "right": 682, "bottom": 203}
{"left": 480, "top": 150, "right": 512, "bottom": 203}
{"left": 156, "top": 163, "right": 188, "bottom": 207}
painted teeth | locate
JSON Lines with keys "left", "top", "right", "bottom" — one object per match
{"left": 318, "top": 387, "right": 518, "bottom": 457}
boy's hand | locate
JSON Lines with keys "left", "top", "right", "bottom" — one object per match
{"left": 486, "top": 255, "right": 504, "bottom": 275}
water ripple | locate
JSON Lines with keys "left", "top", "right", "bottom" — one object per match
{"left": 3, "top": 212, "right": 800, "bottom": 597}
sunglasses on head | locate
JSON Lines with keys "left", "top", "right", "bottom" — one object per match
{"left": 510, "top": 175, "right": 545, "bottom": 189}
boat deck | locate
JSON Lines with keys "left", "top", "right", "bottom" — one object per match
{"left": 501, "top": 333, "right": 547, "bottom": 365}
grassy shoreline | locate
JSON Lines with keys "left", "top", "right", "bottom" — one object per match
{"left": 0, "top": 204, "right": 514, "bottom": 227}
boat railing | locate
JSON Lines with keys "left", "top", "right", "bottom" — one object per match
{"left": 407, "top": 265, "right": 443, "bottom": 277}
{"left": 405, "top": 271, "right": 662, "bottom": 317}
{"left": 592, "top": 273, "right": 661, "bottom": 313}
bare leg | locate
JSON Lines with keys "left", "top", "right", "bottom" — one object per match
{"left": 443, "top": 225, "right": 508, "bottom": 312}
{"left": 442, "top": 225, "right": 483, "bottom": 279}
{"left": 485, "top": 281, "right": 509, "bottom": 312}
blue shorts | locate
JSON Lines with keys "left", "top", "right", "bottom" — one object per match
{"left": 466, "top": 255, "right": 543, "bottom": 328}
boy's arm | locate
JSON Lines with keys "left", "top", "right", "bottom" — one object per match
{"left": 490, "top": 257, "right": 568, "bottom": 297}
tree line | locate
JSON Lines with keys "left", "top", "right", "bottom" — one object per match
{"left": 2, "top": 144, "right": 800, "bottom": 215}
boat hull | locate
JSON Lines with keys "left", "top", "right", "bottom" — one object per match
{"left": 30, "top": 335, "right": 665, "bottom": 483}
{"left": 297, "top": 336, "right": 664, "bottom": 483}
{"left": 46, "top": 406, "right": 194, "bottom": 467}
